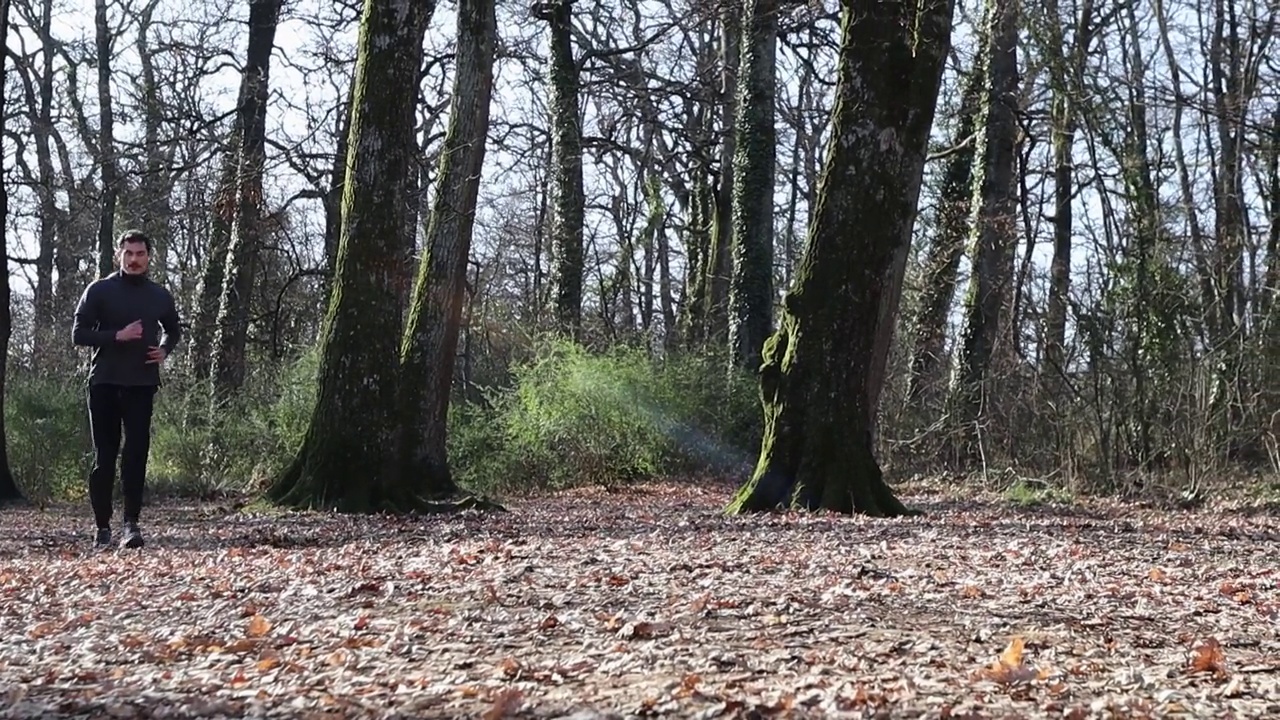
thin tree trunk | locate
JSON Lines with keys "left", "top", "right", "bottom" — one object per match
{"left": 727, "top": 0, "right": 776, "bottom": 370}
{"left": 134, "top": 0, "right": 172, "bottom": 279}
{"left": 536, "top": 0, "right": 585, "bottom": 335}
{"left": 398, "top": 0, "right": 495, "bottom": 498}
{"left": 726, "top": 0, "right": 954, "bottom": 516}
{"left": 212, "top": 0, "right": 283, "bottom": 399}
{"left": 1041, "top": 0, "right": 1096, "bottom": 376}
{"left": 190, "top": 142, "right": 239, "bottom": 381}
{"left": 952, "top": 0, "right": 1020, "bottom": 446}
{"left": 906, "top": 67, "right": 982, "bottom": 411}
{"left": 706, "top": 13, "right": 739, "bottom": 347}
{"left": 30, "top": 0, "right": 56, "bottom": 361}
{"left": 95, "top": 0, "right": 118, "bottom": 278}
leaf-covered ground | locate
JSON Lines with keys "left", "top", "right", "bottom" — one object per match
{"left": 1, "top": 480, "right": 1278, "bottom": 719}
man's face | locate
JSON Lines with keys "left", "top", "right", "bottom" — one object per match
{"left": 118, "top": 241, "right": 149, "bottom": 275}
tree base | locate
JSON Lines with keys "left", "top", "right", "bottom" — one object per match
{"left": 725, "top": 434, "right": 920, "bottom": 518}
{"left": 266, "top": 442, "right": 506, "bottom": 515}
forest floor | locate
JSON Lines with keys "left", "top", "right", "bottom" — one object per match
{"left": 1, "top": 478, "right": 1278, "bottom": 719}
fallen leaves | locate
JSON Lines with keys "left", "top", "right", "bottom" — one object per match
{"left": 0, "top": 483, "right": 1278, "bottom": 718}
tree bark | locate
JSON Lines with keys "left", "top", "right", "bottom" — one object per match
{"left": 212, "top": 0, "right": 283, "bottom": 399}
{"left": 133, "top": 2, "right": 173, "bottom": 279}
{"left": 95, "top": 0, "right": 119, "bottom": 279}
{"left": 190, "top": 139, "right": 239, "bottom": 382}
{"left": 727, "top": 0, "right": 776, "bottom": 370}
{"left": 269, "top": 0, "right": 434, "bottom": 512}
{"left": 725, "top": 0, "right": 954, "bottom": 516}
{"left": 905, "top": 67, "right": 982, "bottom": 411}
{"left": 706, "top": 12, "right": 740, "bottom": 346}
{"left": 0, "top": 0, "right": 22, "bottom": 504}
{"left": 952, "top": 0, "right": 1020, "bottom": 442}
{"left": 1040, "top": 0, "right": 1094, "bottom": 375}
{"left": 536, "top": 0, "right": 585, "bottom": 335}
{"left": 398, "top": 0, "right": 496, "bottom": 498}
{"left": 29, "top": 0, "right": 56, "bottom": 362}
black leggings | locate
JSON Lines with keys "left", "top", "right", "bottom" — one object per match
{"left": 88, "top": 384, "right": 157, "bottom": 527}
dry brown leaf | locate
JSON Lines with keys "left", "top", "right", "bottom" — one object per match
{"left": 978, "top": 636, "right": 1041, "bottom": 685}
{"left": 497, "top": 656, "right": 522, "bottom": 678}
{"left": 246, "top": 614, "right": 272, "bottom": 638}
{"left": 1189, "top": 637, "right": 1227, "bottom": 676}
{"left": 2, "top": 481, "right": 1278, "bottom": 718}
{"left": 482, "top": 687, "right": 523, "bottom": 720}
{"left": 617, "top": 620, "right": 671, "bottom": 639}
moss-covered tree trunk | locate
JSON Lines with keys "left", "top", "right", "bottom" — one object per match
{"left": 212, "top": 0, "right": 282, "bottom": 399}
{"left": 399, "top": 0, "right": 496, "bottom": 497}
{"left": 190, "top": 142, "right": 238, "bottom": 381}
{"left": 952, "top": 0, "right": 1019, "bottom": 441}
{"left": 0, "top": 0, "right": 22, "bottom": 505}
{"left": 725, "top": 0, "right": 954, "bottom": 516}
{"left": 706, "top": 11, "right": 740, "bottom": 346}
{"left": 535, "top": 0, "right": 584, "bottom": 335}
{"left": 727, "top": 0, "right": 776, "bottom": 370}
{"left": 268, "top": 0, "right": 434, "bottom": 512}
{"left": 905, "top": 68, "right": 981, "bottom": 411}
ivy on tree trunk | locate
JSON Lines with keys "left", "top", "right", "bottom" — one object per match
{"left": 536, "top": 0, "right": 585, "bottom": 335}
{"left": 727, "top": 0, "right": 776, "bottom": 370}
{"left": 725, "top": 0, "right": 954, "bottom": 517}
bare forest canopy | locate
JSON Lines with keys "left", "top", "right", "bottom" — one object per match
{"left": 0, "top": 0, "right": 1278, "bottom": 512}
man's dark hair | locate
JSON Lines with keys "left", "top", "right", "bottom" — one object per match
{"left": 117, "top": 230, "right": 151, "bottom": 253}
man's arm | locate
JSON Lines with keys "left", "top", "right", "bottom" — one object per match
{"left": 159, "top": 292, "right": 183, "bottom": 355}
{"left": 72, "top": 285, "right": 115, "bottom": 347}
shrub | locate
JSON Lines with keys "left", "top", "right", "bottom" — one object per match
{"left": 449, "top": 338, "right": 761, "bottom": 493}
{"left": 4, "top": 372, "right": 93, "bottom": 503}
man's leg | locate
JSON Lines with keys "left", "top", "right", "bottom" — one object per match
{"left": 118, "top": 385, "right": 157, "bottom": 548}
{"left": 87, "top": 384, "right": 123, "bottom": 544}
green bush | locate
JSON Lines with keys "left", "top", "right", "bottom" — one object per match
{"left": 148, "top": 348, "right": 318, "bottom": 497}
{"left": 4, "top": 347, "right": 320, "bottom": 503}
{"left": 4, "top": 372, "right": 93, "bottom": 502}
{"left": 449, "top": 338, "right": 761, "bottom": 493}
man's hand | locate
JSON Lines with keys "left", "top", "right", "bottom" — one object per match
{"left": 115, "top": 320, "right": 143, "bottom": 342}
{"left": 145, "top": 346, "right": 167, "bottom": 365}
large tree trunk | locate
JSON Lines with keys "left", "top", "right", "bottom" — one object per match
{"left": 212, "top": 0, "right": 283, "bottom": 399}
{"left": 726, "top": 0, "right": 776, "bottom": 369}
{"left": 268, "top": 0, "right": 433, "bottom": 512}
{"left": 398, "top": 0, "right": 496, "bottom": 497}
{"left": 905, "top": 67, "right": 982, "bottom": 412}
{"left": 952, "top": 0, "right": 1020, "bottom": 446}
{"left": 95, "top": 0, "right": 119, "bottom": 279}
{"left": 0, "top": 0, "right": 22, "bottom": 504}
{"left": 725, "top": 0, "right": 954, "bottom": 516}
{"left": 536, "top": 0, "right": 585, "bottom": 335}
